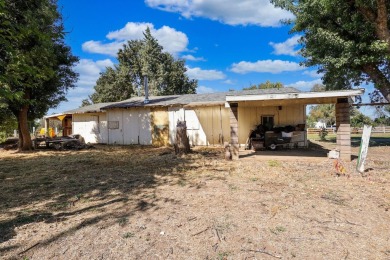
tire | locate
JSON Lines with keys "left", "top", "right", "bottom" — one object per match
{"left": 269, "top": 143, "right": 277, "bottom": 150}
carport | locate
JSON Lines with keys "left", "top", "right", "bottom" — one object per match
{"left": 226, "top": 89, "right": 365, "bottom": 161}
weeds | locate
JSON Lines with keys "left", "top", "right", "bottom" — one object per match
{"left": 270, "top": 226, "right": 286, "bottom": 235}
{"left": 117, "top": 217, "right": 128, "bottom": 227}
{"left": 123, "top": 232, "right": 135, "bottom": 239}
{"left": 268, "top": 160, "right": 280, "bottom": 167}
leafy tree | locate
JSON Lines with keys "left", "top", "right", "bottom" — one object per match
{"left": 0, "top": 0, "right": 79, "bottom": 150}
{"left": 243, "top": 80, "right": 284, "bottom": 90}
{"left": 307, "top": 104, "right": 336, "bottom": 127}
{"left": 80, "top": 98, "right": 92, "bottom": 107}
{"left": 272, "top": 0, "right": 390, "bottom": 101}
{"left": 351, "top": 111, "right": 374, "bottom": 127}
{"left": 91, "top": 28, "right": 197, "bottom": 103}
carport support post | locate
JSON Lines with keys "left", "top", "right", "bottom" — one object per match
{"left": 336, "top": 98, "right": 351, "bottom": 161}
{"left": 229, "top": 103, "right": 239, "bottom": 160}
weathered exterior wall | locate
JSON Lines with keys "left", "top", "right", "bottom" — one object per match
{"left": 151, "top": 108, "right": 169, "bottom": 146}
{"left": 107, "top": 108, "right": 152, "bottom": 145}
{"left": 72, "top": 113, "right": 108, "bottom": 144}
{"left": 168, "top": 106, "right": 230, "bottom": 146}
{"left": 238, "top": 104, "right": 306, "bottom": 144}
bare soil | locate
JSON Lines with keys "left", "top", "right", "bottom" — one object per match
{"left": 0, "top": 141, "right": 389, "bottom": 260}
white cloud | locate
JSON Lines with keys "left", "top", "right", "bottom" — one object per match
{"left": 145, "top": 0, "right": 294, "bottom": 27}
{"left": 75, "top": 59, "right": 114, "bottom": 88}
{"left": 82, "top": 22, "right": 189, "bottom": 57}
{"left": 269, "top": 35, "right": 301, "bottom": 56}
{"left": 230, "top": 59, "right": 303, "bottom": 74}
{"left": 186, "top": 67, "right": 226, "bottom": 80}
{"left": 303, "top": 70, "right": 323, "bottom": 78}
{"left": 285, "top": 79, "right": 323, "bottom": 91}
{"left": 197, "top": 85, "right": 215, "bottom": 94}
{"left": 182, "top": 54, "right": 206, "bottom": 61}
{"left": 223, "top": 79, "right": 235, "bottom": 85}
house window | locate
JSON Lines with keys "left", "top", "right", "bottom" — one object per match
{"left": 261, "top": 115, "right": 274, "bottom": 130}
{"left": 108, "top": 121, "right": 119, "bottom": 129}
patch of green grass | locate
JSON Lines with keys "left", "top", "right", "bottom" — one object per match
{"left": 270, "top": 225, "right": 286, "bottom": 235}
{"left": 216, "top": 251, "right": 229, "bottom": 260}
{"left": 117, "top": 217, "right": 128, "bottom": 227}
{"left": 123, "top": 232, "right": 135, "bottom": 239}
{"left": 268, "top": 160, "right": 281, "bottom": 167}
{"left": 177, "top": 179, "right": 187, "bottom": 187}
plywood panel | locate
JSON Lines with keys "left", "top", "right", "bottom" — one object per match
{"left": 72, "top": 113, "right": 107, "bottom": 144}
{"left": 151, "top": 108, "right": 169, "bottom": 146}
{"left": 122, "top": 108, "right": 152, "bottom": 145}
{"left": 107, "top": 109, "right": 123, "bottom": 145}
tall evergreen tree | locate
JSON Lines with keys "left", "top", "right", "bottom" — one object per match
{"left": 90, "top": 28, "right": 197, "bottom": 103}
{"left": 0, "top": 0, "right": 79, "bottom": 150}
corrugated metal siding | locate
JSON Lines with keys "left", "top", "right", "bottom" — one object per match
{"left": 72, "top": 113, "right": 107, "bottom": 144}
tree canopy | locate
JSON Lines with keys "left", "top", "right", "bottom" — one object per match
{"left": 90, "top": 28, "right": 197, "bottom": 103}
{"left": 272, "top": 0, "right": 390, "bottom": 101}
{"left": 243, "top": 80, "right": 284, "bottom": 90}
{"left": 0, "top": 0, "right": 79, "bottom": 150}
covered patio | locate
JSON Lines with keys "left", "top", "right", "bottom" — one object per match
{"left": 226, "top": 89, "right": 365, "bottom": 161}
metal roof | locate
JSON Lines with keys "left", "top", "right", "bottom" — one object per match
{"left": 102, "top": 87, "right": 301, "bottom": 109}
{"left": 63, "top": 102, "right": 117, "bottom": 114}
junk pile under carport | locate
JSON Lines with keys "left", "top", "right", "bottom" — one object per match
{"left": 33, "top": 134, "right": 90, "bottom": 150}
{"left": 246, "top": 124, "right": 306, "bottom": 151}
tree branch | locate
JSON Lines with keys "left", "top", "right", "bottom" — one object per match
{"left": 362, "top": 64, "right": 390, "bottom": 101}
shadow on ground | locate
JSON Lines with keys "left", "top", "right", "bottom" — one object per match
{"left": 0, "top": 145, "right": 222, "bottom": 252}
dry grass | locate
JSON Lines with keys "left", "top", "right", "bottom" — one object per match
{"left": 0, "top": 142, "right": 389, "bottom": 259}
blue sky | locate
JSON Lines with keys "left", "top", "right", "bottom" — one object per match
{"left": 49, "top": 0, "right": 375, "bottom": 116}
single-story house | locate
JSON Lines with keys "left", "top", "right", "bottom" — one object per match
{"left": 45, "top": 87, "right": 364, "bottom": 161}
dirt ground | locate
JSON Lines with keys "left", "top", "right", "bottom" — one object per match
{"left": 0, "top": 140, "right": 389, "bottom": 260}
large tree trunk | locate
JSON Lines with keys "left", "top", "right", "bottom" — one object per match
{"left": 17, "top": 105, "right": 33, "bottom": 151}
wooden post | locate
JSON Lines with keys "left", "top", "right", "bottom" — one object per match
{"left": 336, "top": 98, "right": 351, "bottom": 161}
{"left": 175, "top": 120, "right": 191, "bottom": 154}
{"left": 229, "top": 103, "right": 239, "bottom": 160}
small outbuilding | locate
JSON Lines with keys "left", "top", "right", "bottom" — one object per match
{"left": 44, "top": 87, "right": 364, "bottom": 161}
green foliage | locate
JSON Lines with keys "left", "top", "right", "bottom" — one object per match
{"left": 351, "top": 110, "right": 374, "bottom": 127}
{"left": 80, "top": 99, "right": 92, "bottom": 107}
{"left": 307, "top": 104, "right": 336, "bottom": 127}
{"left": 271, "top": 0, "right": 390, "bottom": 101}
{"left": 318, "top": 127, "right": 328, "bottom": 141}
{"left": 91, "top": 28, "right": 197, "bottom": 103}
{"left": 0, "top": 0, "right": 79, "bottom": 150}
{"left": 243, "top": 80, "right": 284, "bottom": 90}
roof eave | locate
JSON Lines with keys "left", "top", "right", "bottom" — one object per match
{"left": 226, "top": 89, "right": 365, "bottom": 102}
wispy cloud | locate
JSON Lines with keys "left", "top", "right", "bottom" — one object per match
{"left": 269, "top": 35, "right": 301, "bottom": 56}
{"left": 182, "top": 54, "right": 206, "bottom": 61}
{"left": 285, "top": 79, "right": 323, "bottom": 91}
{"left": 82, "top": 22, "right": 189, "bottom": 57}
{"left": 145, "top": 0, "right": 293, "bottom": 27}
{"left": 303, "top": 70, "right": 323, "bottom": 78}
{"left": 186, "top": 67, "right": 226, "bottom": 80}
{"left": 197, "top": 85, "right": 215, "bottom": 94}
{"left": 230, "top": 59, "right": 304, "bottom": 74}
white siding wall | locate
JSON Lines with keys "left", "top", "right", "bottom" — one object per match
{"left": 107, "top": 108, "right": 152, "bottom": 145}
{"left": 168, "top": 106, "right": 230, "bottom": 146}
{"left": 72, "top": 113, "right": 108, "bottom": 144}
